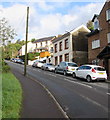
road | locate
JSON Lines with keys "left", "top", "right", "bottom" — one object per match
{"left": 7, "top": 61, "right": 110, "bottom": 119}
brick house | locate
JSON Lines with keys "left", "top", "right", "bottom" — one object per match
{"left": 52, "top": 25, "right": 90, "bottom": 65}
{"left": 87, "top": 0, "right": 110, "bottom": 78}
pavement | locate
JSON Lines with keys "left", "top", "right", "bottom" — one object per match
{"left": 11, "top": 67, "right": 67, "bottom": 119}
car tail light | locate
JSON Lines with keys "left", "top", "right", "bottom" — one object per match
{"left": 66, "top": 66, "right": 68, "bottom": 70}
{"left": 92, "top": 68, "right": 96, "bottom": 73}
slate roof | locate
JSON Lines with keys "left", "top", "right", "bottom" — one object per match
{"left": 33, "top": 36, "right": 55, "bottom": 43}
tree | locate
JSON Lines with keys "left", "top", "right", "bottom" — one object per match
{"left": 31, "top": 38, "right": 36, "bottom": 43}
{"left": 0, "top": 18, "right": 17, "bottom": 45}
{"left": 86, "top": 20, "right": 94, "bottom": 31}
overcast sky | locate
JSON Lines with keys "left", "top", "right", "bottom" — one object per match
{"left": 0, "top": 0, "right": 106, "bottom": 41}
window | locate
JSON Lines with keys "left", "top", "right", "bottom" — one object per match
{"left": 50, "top": 47, "right": 53, "bottom": 53}
{"left": 54, "top": 44, "right": 57, "bottom": 53}
{"left": 59, "top": 55, "right": 62, "bottom": 62}
{"left": 94, "top": 21, "right": 99, "bottom": 30}
{"left": 59, "top": 41, "right": 62, "bottom": 51}
{"left": 107, "top": 33, "right": 110, "bottom": 43}
{"left": 106, "top": 9, "right": 110, "bottom": 21}
{"left": 68, "top": 63, "right": 78, "bottom": 67}
{"left": 92, "top": 40, "right": 100, "bottom": 49}
{"left": 65, "top": 39, "right": 69, "bottom": 49}
{"left": 84, "top": 66, "right": 91, "bottom": 70}
{"left": 65, "top": 53, "right": 69, "bottom": 62}
{"left": 78, "top": 66, "right": 85, "bottom": 70}
{"left": 55, "top": 56, "right": 58, "bottom": 65}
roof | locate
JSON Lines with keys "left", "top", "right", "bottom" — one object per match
{"left": 97, "top": 45, "right": 110, "bottom": 59}
{"left": 52, "top": 32, "right": 70, "bottom": 43}
{"left": 52, "top": 25, "right": 90, "bottom": 43}
{"left": 33, "top": 36, "right": 55, "bottom": 43}
{"left": 81, "top": 64, "right": 104, "bottom": 68}
{"left": 86, "top": 29, "right": 99, "bottom": 37}
{"left": 70, "top": 24, "right": 91, "bottom": 34}
{"left": 92, "top": 14, "right": 99, "bottom": 22}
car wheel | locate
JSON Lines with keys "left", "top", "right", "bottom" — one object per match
{"left": 55, "top": 69, "right": 57, "bottom": 73}
{"left": 86, "top": 75, "right": 91, "bottom": 82}
{"left": 63, "top": 71, "right": 67, "bottom": 76}
{"left": 72, "top": 72, "right": 76, "bottom": 78}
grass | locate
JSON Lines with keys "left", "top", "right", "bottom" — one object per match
{"left": 2, "top": 72, "right": 22, "bottom": 119}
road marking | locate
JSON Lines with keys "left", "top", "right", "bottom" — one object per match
{"left": 79, "top": 94, "right": 108, "bottom": 112}
{"left": 48, "top": 74, "right": 56, "bottom": 77}
{"left": 64, "top": 78, "right": 92, "bottom": 88}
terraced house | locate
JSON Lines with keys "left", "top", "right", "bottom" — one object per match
{"left": 52, "top": 25, "right": 90, "bottom": 65}
{"left": 33, "top": 36, "right": 55, "bottom": 62}
{"left": 87, "top": 0, "right": 110, "bottom": 78}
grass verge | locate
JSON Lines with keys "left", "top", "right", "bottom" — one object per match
{"left": 2, "top": 72, "right": 22, "bottom": 119}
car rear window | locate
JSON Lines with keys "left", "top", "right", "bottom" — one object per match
{"left": 47, "top": 63, "right": 53, "bottom": 65}
{"left": 68, "top": 63, "right": 78, "bottom": 67}
{"left": 39, "top": 61, "right": 44, "bottom": 63}
{"left": 94, "top": 67, "right": 105, "bottom": 71}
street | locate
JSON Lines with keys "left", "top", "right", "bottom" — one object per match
{"left": 7, "top": 61, "right": 109, "bottom": 119}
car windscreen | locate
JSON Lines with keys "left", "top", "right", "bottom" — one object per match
{"left": 68, "top": 63, "right": 78, "bottom": 67}
{"left": 94, "top": 67, "right": 105, "bottom": 71}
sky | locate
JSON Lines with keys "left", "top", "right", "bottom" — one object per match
{"left": 0, "top": 0, "right": 107, "bottom": 42}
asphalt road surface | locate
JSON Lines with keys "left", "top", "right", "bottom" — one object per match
{"left": 7, "top": 61, "right": 110, "bottom": 119}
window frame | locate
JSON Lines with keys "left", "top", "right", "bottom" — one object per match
{"left": 92, "top": 39, "right": 100, "bottom": 49}
{"left": 54, "top": 44, "right": 57, "bottom": 53}
{"left": 107, "top": 33, "right": 110, "bottom": 43}
{"left": 65, "top": 53, "right": 69, "bottom": 62}
{"left": 65, "top": 39, "right": 69, "bottom": 49}
{"left": 59, "top": 41, "right": 62, "bottom": 51}
{"left": 106, "top": 9, "right": 110, "bottom": 21}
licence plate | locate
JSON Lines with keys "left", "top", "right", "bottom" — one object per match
{"left": 72, "top": 69, "right": 75, "bottom": 71}
{"left": 99, "top": 73, "right": 104, "bottom": 74}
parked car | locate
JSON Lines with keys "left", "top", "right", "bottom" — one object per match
{"left": 36, "top": 61, "right": 45, "bottom": 68}
{"left": 32, "top": 60, "right": 39, "bottom": 67}
{"left": 41, "top": 63, "right": 55, "bottom": 71}
{"left": 16, "top": 59, "right": 24, "bottom": 64}
{"left": 72, "top": 65, "right": 107, "bottom": 82}
{"left": 11, "top": 58, "right": 15, "bottom": 62}
{"left": 55, "top": 62, "right": 78, "bottom": 75}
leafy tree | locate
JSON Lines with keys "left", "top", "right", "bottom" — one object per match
{"left": 31, "top": 38, "right": 36, "bottom": 43}
{"left": 0, "top": 17, "right": 17, "bottom": 45}
{"left": 86, "top": 20, "right": 94, "bottom": 31}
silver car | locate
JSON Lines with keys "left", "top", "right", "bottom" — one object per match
{"left": 41, "top": 63, "right": 55, "bottom": 71}
{"left": 55, "top": 62, "right": 78, "bottom": 75}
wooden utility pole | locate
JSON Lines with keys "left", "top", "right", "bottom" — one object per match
{"left": 24, "top": 7, "right": 29, "bottom": 76}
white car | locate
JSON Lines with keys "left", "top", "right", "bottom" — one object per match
{"left": 36, "top": 61, "right": 45, "bottom": 68}
{"left": 32, "top": 60, "right": 39, "bottom": 67}
{"left": 41, "top": 63, "right": 55, "bottom": 71}
{"left": 72, "top": 65, "right": 107, "bottom": 82}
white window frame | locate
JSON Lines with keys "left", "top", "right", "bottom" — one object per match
{"left": 92, "top": 39, "right": 100, "bottom": 49}
{"left": 106, "top": 9, "right": 110, "bottom": 21}
{"left": 107, "top": 33, "right": 110, "bottom": 43}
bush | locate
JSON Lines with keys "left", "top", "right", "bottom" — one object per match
{"left": 19, "top": 52, "right": 40, "bottom": 61}
{"left": 2, "top": 60, "right": 10, "bottom": 73}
